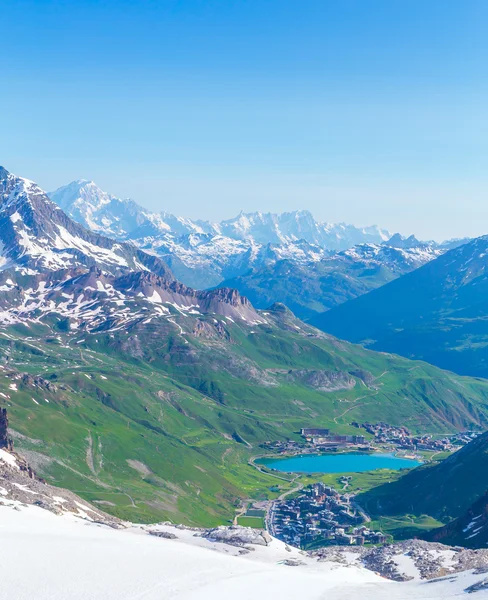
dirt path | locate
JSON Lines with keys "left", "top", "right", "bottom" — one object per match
{"left": 249, "top": 456, "right": 296, "bottom": 482}
{"left": 333, "top": 391, "right": 379, "bottom": 424}
{"left": 233, "top": 501, "right": 249, "bottom": 525}
{"left": 221, "top": 447, "right": 232, "bottom": 465}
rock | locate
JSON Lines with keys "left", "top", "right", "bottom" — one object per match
{"left": 0, "top": 409, "right": 12, "bottom": 450}
{"left": 203, "top": 525, "right": 270, "bottom": 547}
{"left": 465, "top": 577, "right": 488, "bottom": 593}
{"left": 148, "top": 530, "right": 178, "bottom": 540}
{"left": 282, "top": 558, "right": 305, "bottom": 567}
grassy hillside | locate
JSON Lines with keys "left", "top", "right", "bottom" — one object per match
{"left": 2, "top": 307, "right": 488, "bottom": 526}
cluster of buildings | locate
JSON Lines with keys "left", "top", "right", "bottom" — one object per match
{"left": 268, "top": 482, "right": 388, "bottom": 549}
{"left": 351, "top": 422, "right": 480, "bottom": 452}
{"left": 259, "top": 427, "right": 368, "bottom": 455}
{"left": 259, "top": 424, "right": 481, "bottom": 459}
{"left": 300, "top": 428, "right": 367, "bottom": 448}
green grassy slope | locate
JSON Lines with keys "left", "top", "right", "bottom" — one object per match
{"left": 1, "top": 306, "right": 488, "bottom": 526}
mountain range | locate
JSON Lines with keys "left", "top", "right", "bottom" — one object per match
{"left": 219, "top": 241, "right": 445, "bottom": 320}
{"left": 50, "top": 179, "right": 392, "bottom": 249}
{"left": 48, "top": 179, "right": 401, "bottom": 289}
{"left": 48, "top": 179, "right": 468, "bottom": 317}
{"left": 1, "top": 165, "right": 487, "bottom": 526}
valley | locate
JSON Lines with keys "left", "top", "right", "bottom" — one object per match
{"left": 1, "top": 165, "right": 488, "bottom": 551}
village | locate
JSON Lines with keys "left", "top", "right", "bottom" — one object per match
{"left": 267, "top": 481, "right": 389, "bottom": 549}
{"left": 242, "top": 425, "right": 485, "bottom": 549}
{"left": 260, "top": 423, "right": 480, "bottom": 457}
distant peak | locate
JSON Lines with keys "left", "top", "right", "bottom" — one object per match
{"left": 268, "top": 302, "right": 292, "bottom": 314}
{"left": 64, "top": 179, "right": 98, "bottom": 189}
{"left": 385, "top": 233, "right": 422, "bottom": 249}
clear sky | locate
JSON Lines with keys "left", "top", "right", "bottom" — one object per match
{"left": 2, "top": 0, "right": 487, "bottom": 240}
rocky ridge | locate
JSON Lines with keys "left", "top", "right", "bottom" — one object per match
{"left": 313, "top": 540, "right": 488, "bottom": 582}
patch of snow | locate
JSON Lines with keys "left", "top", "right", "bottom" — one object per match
{"left": 0, "top": 449, "right": 19, "bottom": 470}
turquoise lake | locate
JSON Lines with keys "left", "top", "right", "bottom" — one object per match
{"left": 257, "top": 452, "right": 422, "bottom": 474}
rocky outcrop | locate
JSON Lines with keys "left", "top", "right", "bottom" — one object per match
{"left": 286, "top": 369, "right": 356, "bottom": 392}
{"left": 203, "top": 525, "right": 272, "bottom": 547}
{"left": 313, "top": 539, "right": 488, "bottom": 582}
{"left": 148, "top": 530, "right": 178, "bottom": 540}
{"left": 0, "top": 409, "right": 11, "bottom": 449}
{"left": 0, "top": 448, "right": 121, "bottom": 527}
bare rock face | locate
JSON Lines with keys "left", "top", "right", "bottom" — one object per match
{"left": 203, "top": 525, "right": 272, "bottom": 547}
{"left": 148, "top": 530, "right": 178, "bottom": 540}
{"left": 0, "top": 448, "right": 121, "bottom": 527}
{"left": 0, "top": 409, "right": 12, "bottom": 450}
{"left": 286, "top": 369, "right": 356, "bottom": 392}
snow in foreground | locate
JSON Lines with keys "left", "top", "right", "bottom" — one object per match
{"left": 0, "top": 503, "right": 486, "bottom": 600}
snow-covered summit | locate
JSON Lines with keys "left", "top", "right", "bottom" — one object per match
{"left": 0, "top": 167, "right": 173, "bottom": 277}
{"left": 50, "top": 179, "right": 394, "bottom": 250}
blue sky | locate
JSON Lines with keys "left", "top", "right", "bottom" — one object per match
{"left": 2, "top": 0, "right": 487, "bottom": 240}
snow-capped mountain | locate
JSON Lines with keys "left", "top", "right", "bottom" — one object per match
{"left": 49, "top": 180, "right": 215, "bottom": 240}
{"left": 342, "top": 240, "right": 443, "bottom": 270}
{"left": 0, "top": 167, "right": 265, "bottom": 331}
{"left": 50, "top": 179, "right": 391, "bottom": 247}
{"left": 151, "top": 235, "right": 331, "bottom": 288}
{"left": 49, "top": 180, "right": 394, "bottom": 288}
{"left": 0, "top": 167, "right": 173, "bottom": 278}
{"left": 48, "top": 179, "right": 467, "bottom": 292}
{"left": 216, "top": 209, "right": 390, "bottom": 247}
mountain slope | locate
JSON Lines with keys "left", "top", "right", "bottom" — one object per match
{"left": 358, "top": 431, "right": 488, "bottom": 525}
{"left": 425, "top": 492, "right": 488, "bottom": 549}
{"left": 4, "top": 306, "right": 488, "bottom": 526}
{"left": 312, "top": 235, "right": 488, "bottom": 378}
{"left": 5, "top": 498, "right": 488, "bottom": 600}
{"left": 220, "top": 242, "right": 442, "bottom": 321}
